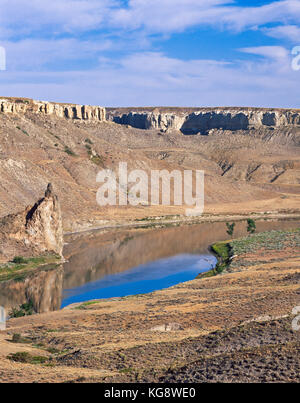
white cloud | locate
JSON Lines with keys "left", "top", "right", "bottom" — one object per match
{"left": 110, "top": 0, "right": 300, "bottom": 34}
{"left": 110, "top": 0, "right": 233, "bottom": 33}
{"left": 0, "top": 1, "right": 299, "bottom": 108}
{"left": 0, "top": 0, "right": 299, "bottom": 39}
{"left": 3, "top": 39, "right": 112, "bottom": 71}
{"left": 221, "top": 0, "right": 300, "bottom": 31}
{"left": 0, "top": 0, "right": 119, "bottom": 38}
{"left": 264, "top": 25, "right": 300, "bottom": 42}
{"left": 0, "top": 49, "right": 297, "bottom": 108}
{"left": 239, "top": 46, "right": 289, "bottom": 60}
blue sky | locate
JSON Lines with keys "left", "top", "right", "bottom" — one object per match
{"left": 0, "top": 0, "right": 299, "bottom": 107}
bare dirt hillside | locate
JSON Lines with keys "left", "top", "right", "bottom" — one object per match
{"left": 0, "top": 99, "right": 299, "bottom": 232}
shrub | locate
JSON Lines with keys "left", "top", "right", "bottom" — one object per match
{"left": 226, "top": 222, "right": 236, "bottom": 237}
{"left": 247, "top": 218, "right": 256, "bottom": 234}
{"left": 12, "top": 333, "right": 21, "bottom": 343}
{"left": 64, "top": 146, "right": 76, "bottom": 156}
{"left": 11, "top": 333, "right": 31, "bottom": 344}
{"left": 12, "top": 256, "right": 27, "bottom": 264}
{"left": 9, "top": 300, "right": 35, "bottom": 318}
{"left": 7, "top": 352, "right": 48, "bottom": 364}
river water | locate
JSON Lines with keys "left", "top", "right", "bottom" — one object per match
{"left": 0, "top": 218, "right": 299, "bottom": 312}
{"left": 61, "top": 253, "right": 217, "bottom": 307}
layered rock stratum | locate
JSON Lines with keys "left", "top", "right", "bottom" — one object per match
{"left": 107, "top": 107, "right": 300, "bottom": 134}
{"left": 0, "top": 97, "right": 105, "bottom": 122}
{"left": 0, "top": 97, "right": 299, "bottom": 235}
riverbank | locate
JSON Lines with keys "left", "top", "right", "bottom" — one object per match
{"left": 64, "top": 211, "right": 300, "bottom": 235}
{"left": 0, "top": 254, "right": 61, "bottom": 283}
{"left": 0, "top": 227, "right": 299, "bottom": 383}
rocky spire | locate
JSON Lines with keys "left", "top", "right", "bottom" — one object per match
{"left": 0, "top": 184, "right": 64, "bottom": 261}
{"left": 45, "top": 183, "right": 54, "bottom": 198}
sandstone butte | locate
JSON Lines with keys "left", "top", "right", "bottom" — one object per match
{"left": 0, "top": 97, "right": 106, "bottom": 122}
{"left": 0, "top": 183, "right": 63, "bottom": 262}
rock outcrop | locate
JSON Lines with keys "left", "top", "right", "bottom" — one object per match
{"left": 0, "top": 184, "right": 63, "bottom": 261}
{"left": 107, "top": 107, "right": 300, "bottom": 134}
{"left": 0, "top": 97, "right": 106, "bottom": 122}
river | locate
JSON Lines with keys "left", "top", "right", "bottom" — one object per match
{"left": 0, "top": 218, "right": 299, "bottom": 312}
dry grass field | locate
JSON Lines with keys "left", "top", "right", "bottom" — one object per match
{"left": 0, "top": 228, "right": 299, "bottom": 383}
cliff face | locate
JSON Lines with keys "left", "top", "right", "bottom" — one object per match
{"left": 0, "top": 97, "right": 106, "bottom": 122}
{"left": 2, "top": 98, "right": 299, "bottom": 131}
{"left": 0, "top": 184, "right": 63, "bottom": 261}
{"left": 107, "top": 107, "right": 300, "bottom": 134}
{"left": 0, "top": 97, "right": 299, "bottom": 232}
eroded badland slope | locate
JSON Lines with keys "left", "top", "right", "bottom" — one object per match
{"left": 0, "top": 98, "right": 299, "bottom": 235}
{"left": 0, "top": 98, "right": 300, "bottom": 383}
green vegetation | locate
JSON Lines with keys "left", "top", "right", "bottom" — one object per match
{"left": 64, "top": 146, "right": 77, "bottom": 156}
{"left": 85, "top": 138, "right": 93, "bottom": 145}
{"left": 198, "top": 227, "right": 300, "bottom": 279}
{"left": 11, "top": 333, "right": 32, "bottom": 344}
{"left": 91, "top": 155, "right": 104, "bottom": 166}
{"left": 0, "top": 254, "right": 61, "bottom": 282}
{"left": 226, "top": 222, "right": 236, "bottom": 237}
{"left": 7, "top": 352, "right": 48, "bottom": 365}
{"left": 197, "top": 241, "right": 231, "bottom": 279}
{"left": 136, "top": 215, "right": 181, "bottom": 222}
{"left": 85, "top": 144, "right": 105, "bottom": 167}
{"left": 247, "top": 218, "right": 256, "bottom": 234}
{"left": 16, "top": 126, "right": 29, "bottom": 136}
{"left": 9, "top": 301, "right": 35, "bottom": 318}
{"left": 12, "top": 256, "right": 27, "bottom": 264}
{"left": 211, "top": 242, "right": 231, "bottom": 274}
{"left": 231, "top": 228, "right": 300, "bottom": 256}
{"left": 74, "top": 301, "right": 100, "bottom": 310}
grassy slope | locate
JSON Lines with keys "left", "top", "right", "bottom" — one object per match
{"left": 199, "top": 227, "right": 300, "bottom": 279}
{"left": 0, "top": 254, "right": 61, "bottom": 282}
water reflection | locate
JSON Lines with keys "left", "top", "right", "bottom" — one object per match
{"left": 62, "top": 219, "right": 300, "bottom": 291}
{"left": 0, "top": 265, "right": 63, "bottom": 313}
{"left": 61, "top": 253, "right": 217, "bottom": 307}
{"left": 0, "top": 219, "right": 299, "bottom": 312}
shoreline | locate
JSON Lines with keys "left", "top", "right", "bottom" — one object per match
{"left": 63, "top": 220, "right": 300, "bottom": 309}
{"left": 63, "top": 212, "right": 300, "bottom": 236}
{"left": 1, "top": 217, "right": 299, "bottom": 315}
{"left": 1, "top": 226, "right": 299, "bottom": 383}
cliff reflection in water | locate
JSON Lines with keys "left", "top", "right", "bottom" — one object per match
{"left": 62, "top": 218, "right": 300, "bottom": 292}
{"left": 1, "top": 219, "right": 299, "bottom": 313}
{"left": 0, "top": 265, "right": 63, "bottom": 313}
